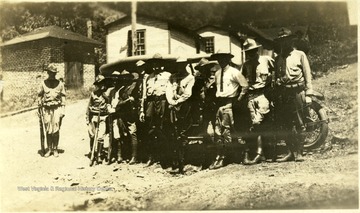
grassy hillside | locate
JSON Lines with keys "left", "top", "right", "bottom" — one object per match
{"left": 312, "top": 63, "right": 358, "bottom": 156}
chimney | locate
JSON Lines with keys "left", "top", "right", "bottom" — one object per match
{"left": 87, "top": 20, "right": 92, "bottom": 39}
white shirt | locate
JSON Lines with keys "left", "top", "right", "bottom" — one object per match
{"left": 166, "top": 73, "right": 195, "bottom": 105}
{"left": 144, "top": 71, "right": 171, "bottom": 97}
{"left": 242, "top": 55, "right": 274, "bottom": 90}
{"left": 215, "top": 65, "right": 248, "bottom": 98}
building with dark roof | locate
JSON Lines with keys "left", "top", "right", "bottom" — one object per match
{"left": 0, "top": 25, "right": 103, "bottom": 103}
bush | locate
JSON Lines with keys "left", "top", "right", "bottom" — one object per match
{"left": 308, "top": 25, "right": 357, "bottom": 78}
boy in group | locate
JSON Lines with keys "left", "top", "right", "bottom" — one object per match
{"left": 86, "top": 75, "right": 109, "bottom": 165}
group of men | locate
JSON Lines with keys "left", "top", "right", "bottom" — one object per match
{"left": 38, "top": 28, "right": 313, "bottom": 174}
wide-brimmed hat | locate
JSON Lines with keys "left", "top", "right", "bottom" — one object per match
{"left": 44, "top": 64, "right": 58, "bottom": 73}
{"left": 93, "top": 75, "right": 105, "bottom": 85}
{"left": 276, "top": 27, "right": 295, "bottom": 40}
{"left": 117, "top": 70, "right": 134, "bottom": 81}
{"left": 210, "top": 49, "right": 234, "bottom": 60}
{"left": 111, "top": 71, "right": 121, "bottom": 76}
{"left": 194, "top": 58, "right": 218, "bottom": 70}
{"left": 243, "top": 38, "right": 262, "bottom": 51}
{"left": 136, "top": 60, "right": 146, "bottom": 67}
{"left": 147, "top": 53, "right": 164, "bottom": 64}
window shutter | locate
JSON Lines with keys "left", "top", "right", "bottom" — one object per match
{"left": 127, "top": 30, "right": 133, "bottom": 56}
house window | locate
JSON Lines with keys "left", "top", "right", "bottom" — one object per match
{"left": 204, "top": 36, "right": 214, "bottom": 54}
{"left": 136, "top": 30, "right": 146, "bottom": 55}
{"left": 127, "top": 30, "right": 146, "bottom": 56}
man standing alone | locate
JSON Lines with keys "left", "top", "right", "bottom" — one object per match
{"left": 38, "top": 65, "right": 66, "bottom": 158}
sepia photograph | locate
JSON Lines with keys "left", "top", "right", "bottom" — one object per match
{"left": 0, "top": 0, "right": 358, "bottom": 211}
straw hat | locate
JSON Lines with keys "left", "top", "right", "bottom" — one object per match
{"left": 194, "top": 58, "right": 218, "bottom": 70}
{"left": 243, "top": 38, "right": 262, "bottom": 51}
{"left": 44, "top": 64, "right": 58, "bottom": 73}
{"left": 93, "top": 75, "right": 105, "bottom": 85}
{"left": 210, "top": 49, "right": 234, "bottom": 60}
{"left": 276, "top": 27, "right": 295, "bottom": 39}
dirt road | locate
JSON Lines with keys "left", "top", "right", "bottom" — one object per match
{"left": 0, "top": 64, "right": 358, "bottom": 211}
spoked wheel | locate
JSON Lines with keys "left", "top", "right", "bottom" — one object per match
{"left": 303, "top": 101, "right": 329, "bottom": 150}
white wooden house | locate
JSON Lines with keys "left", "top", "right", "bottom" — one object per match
{"left": 196, "top": 25, "right": 245, "bottom": 65}
{"left": 105, "top": 15, "right": 204, "bottom": 63}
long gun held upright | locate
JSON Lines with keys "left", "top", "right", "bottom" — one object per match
{"left": 38, "top": 106, "right": 47, "bottom": 156}
{"left": 107, "top": 113, "right": 113, "bottom": 164}
{"left": 90, "top": 110, "right": 101, "bottom": 166}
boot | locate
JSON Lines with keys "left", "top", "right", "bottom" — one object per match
{"left": 53, "top": 132, "right": 59, "bottom": 158}
{"left": 129, "top": 157, "right": 137, "bottom": 165}
{"left": 214, "top": 145, "right": 226, "bottom": 169}
{"left": 248, "top": 135, "right": 264, "bottom": 164}
{"left": 178, "top": 148, "right": 185, "bottom": 174}
{"left": 170, "top": 158, "right": 179, "bottom": 174}
{"left": 209, "top": 155, "right": 220, "bottom": 170}
{"left": 129, "top": 137, "right": 138, "bottom": 165}
{"left": 276, "top": 148, "right": 295, "bottom": 162}
{"left": 145, "top": 155, "right": 154, "bottom": 167}
{"left": 116, "top": 139, "right": 123, "bottom": 164}
{"left": 44, "top": 134, "right": 52, "bottom": 158}
{"left": 88, "top": 137, "right": 94, "bottom": 158}
{"left": 243, "top": 151, "right": 253, "bottom": 165}
{"left": 214, "top": 155, "right": 225, "bottom": 169}
{"left": 97, "top": 141, "right": 103, "bottom": 164}
{"left": 250, "top": 153, "right": 265, "bottom": 164}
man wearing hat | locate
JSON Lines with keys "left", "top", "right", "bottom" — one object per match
{"left": 241, "top": 38, "right": 274, "bottom": 165}
{"left": 37, "top": 64, "right": 66, "bottom": 157}
{"left": 106, "top": 71, "right": 124, "bottom": 164}
{"left": 113, "top": 70, "right": 140, "bottom": 165}
{"left": 193, "top": 58, "right": 218, "bottom": 141}
{"left": 165, "top": 57, "right": 195, "bottom": 173}
{"left": 86, "top": 74, "right": 109, "bottom": 164}
{"left": 273, "top": 27, "right": 314, "bottom": 162}
{"left": 209, "top": 50, "right": 249, "bottom": 169}
{"left": 139, "top": 53, "right": 172, "bottom": 167}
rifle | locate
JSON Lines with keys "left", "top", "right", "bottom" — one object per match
{"left": 38, "top": 106, "right": 47, "bottom": 156}
{"left": 107, "top": 113, "right": 113, "bottom": 164}
{"left": 90, "top": 110, "right": 101, "bottom": 166}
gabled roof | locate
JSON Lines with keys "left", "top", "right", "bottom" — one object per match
{"left": 196, "top": 24, "right": 273, "bottom": 44}
{"left": 239, "top": 24, "right": 274, "bottom": 41}
{"left": 196, "top": 25, "right": 241, "bottom": 40}
{"left": 1, "top": 26, "right": 103, "bottom": 47}
{"left": 105, "top": 14, "right": 202, "bottom": 40}
{"left": 259, "top": 26, "right": 309, "bottom": 40}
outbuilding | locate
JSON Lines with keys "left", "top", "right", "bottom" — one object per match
{"left": 0, "top": 25, "right": 103, "bottom": 103}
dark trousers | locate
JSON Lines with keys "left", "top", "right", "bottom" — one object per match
{"left": 144, "top": 99, "right": 169, "bottom": 161}
{"left": 274, "top": 86, "right": 307, "bottom": 152}
{"left": 169, "top": 101, "right": 192, "bottom": 170}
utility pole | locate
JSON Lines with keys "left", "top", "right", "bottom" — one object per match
{"left": 87, "top": 20, "right": 92, "bottom": 39}
{"left": 131, "top": 0, "right": 137, "bottom": 56}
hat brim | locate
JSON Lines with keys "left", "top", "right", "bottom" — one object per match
{"left": 244, "top": 44, "right": 262, "bottom": 51}
{"left": 45, "top": 68, "right": 58, "bottom": 73}
{"left": 274, "top": 34, "right": 296, "bottom": 41}
{"left": 210, "top": 53, "right": 234, "bottom": 60}
{"left": 195, "top": 61, "right": 218, "bottom": 70}
{"left": 93, "top": 80, "right": 104, "bottom": 85}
